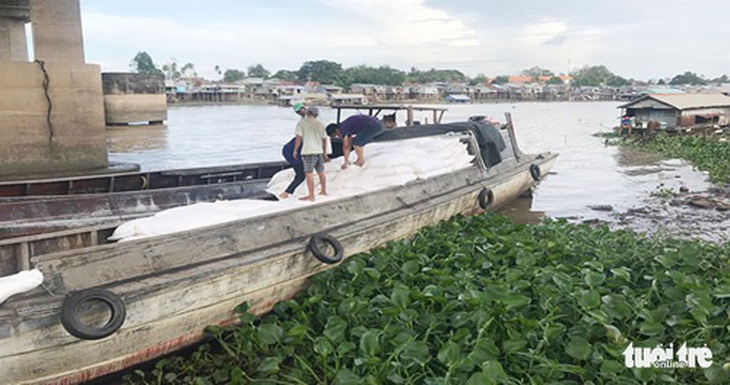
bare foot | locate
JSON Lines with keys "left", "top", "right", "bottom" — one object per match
{"left": 299, "top": 196, "right": 315, "bottom": 202}
{"left": 354, "top": 159, "right": 365, "bottom": 167}
{"left": 279, "top": 192, "right": 290, "bottom": 199}
{"left": 319, "top": 190, "right": 327, "bottom": 196}
{"left": 341, "top": 163, "right": 349, "bottom": 170}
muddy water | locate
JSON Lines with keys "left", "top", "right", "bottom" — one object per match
{"left": 107, "top": 102, "right": 728, "bottom": 242}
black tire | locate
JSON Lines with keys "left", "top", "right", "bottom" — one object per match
{"left": 478, "top": 188, "right": 493, "bottom": 210}
{"left": 308, "top": 234, "right": 344, "bottom": 264}
{"left": 61, "top": 288, "right": 126, "bottom": 340}
{"left": 529, "top": 164, "right": 541, "bottom": 181}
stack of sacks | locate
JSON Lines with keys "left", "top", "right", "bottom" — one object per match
{"left": 110, "top": 135, "right": 474, "bottom": 242}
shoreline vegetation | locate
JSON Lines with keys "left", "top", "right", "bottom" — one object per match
{"left": 124, "top": 214, "right": 730, "bottom": 385}
{"left": 598, "top": 132, "right": 730, "bottom": 184}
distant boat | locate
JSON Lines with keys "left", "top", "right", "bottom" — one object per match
{"left": 0, "top": 161, "right": 287, "bottom": 239}
{"left": 0, "top": 108, "right": 557, "bottom": 384}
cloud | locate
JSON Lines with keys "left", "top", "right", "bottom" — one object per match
{"left": 317, "top": 0, "right": 478, "bottom": 47}
{"left": 81, "top": 10, "right": 378, "bottom": 76}
{"left": 521, "top": 20, "right": 568, "bottom": 46}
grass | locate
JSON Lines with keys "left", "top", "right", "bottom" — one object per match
{"left": 124, "top": 214, "right": 730, "bottom": 385}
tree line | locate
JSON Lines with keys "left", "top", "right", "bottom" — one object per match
{"left": 130, "top": 51, "right": 728, "bottom": 88}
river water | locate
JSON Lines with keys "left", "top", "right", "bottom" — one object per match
{"left": 107, "top": 102, "right": 727, "bottom": 242}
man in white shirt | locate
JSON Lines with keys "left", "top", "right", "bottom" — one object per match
{"left": 293, "top": 107, "right": 329, "bottom": 201}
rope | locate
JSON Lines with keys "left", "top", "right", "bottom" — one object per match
{"left": 40, "top": 281, "right": 68, "bottom": 298}
{"left": 34, "top": 60, "right": 55, "bottom": 149}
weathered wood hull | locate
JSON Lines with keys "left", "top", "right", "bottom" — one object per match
{"left": 0, "top": 153, "right": 557, "bottom": 385}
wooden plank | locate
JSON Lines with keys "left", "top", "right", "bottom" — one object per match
{"left": 16, "top": 242, "right": 30, "bottom": 271}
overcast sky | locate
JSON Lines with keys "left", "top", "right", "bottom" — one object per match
{"left": 79, "top": 0, "right": 730, "bottom": 81}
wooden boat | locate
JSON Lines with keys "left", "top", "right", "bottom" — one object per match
{"left": 0, "top": 114, "right": 557, "bottom": 384}
{"left": 0, "top": 162, "right": 288, "bottom": 239}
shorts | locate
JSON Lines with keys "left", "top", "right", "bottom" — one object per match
{"left": 351, "top": 121, "right": 383, "bottom": 147}
{"left": 302, "top": 154, "right": 325, "bottom": 173}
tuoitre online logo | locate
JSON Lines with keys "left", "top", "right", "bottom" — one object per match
{"left": 623, "top": 342, "right": 713, "bottom": 369}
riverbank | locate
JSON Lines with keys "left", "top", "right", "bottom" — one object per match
{"left": 582, "top": 132, "right": 730, "bottom": 243}
{"left": 612, "top": 133, "right": 730, "bottom": 184}
{"left": 123, "top": 213, "right": 730, "bottom": 384}
{"left": 165, "top": 98, "right": 621, "bottom": 108}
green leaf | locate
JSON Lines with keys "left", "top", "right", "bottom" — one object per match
{"left": 565, "top": 337, "right": 592, "bottom": 360}
{"left": 481, "top": 360, "right": 508, "bottom": 384}
{"left": 324, "top": 316, "right": 348, "bottom": 342}
{"left": 437, "top": 341, "right": 461, "bottom": 365}
{"left": 610, "top": 267, "right": 631, "bottom": 281}
{"left": 359, "top": 330, "right": 380, "bottom": 356}
{"left": 314, "top": 337, "right": 333, "bottom": 356}
{"left": 257, "top": 357, "right": 280, "bottom": 374}
{"left": 501, "top": 293, "right": 531, "bottom": 309}
{"left": 600, "top": 359, "right": 624, "bottom": 374}
{"left": 364, "top": 268, "right": 381, "bottom": 280}
{"left": 585, "top": 271, "right": 606, "bottom": 287}
{"left": 603, "top": 295, "right": 632, "bottom": 319}
{"left": 466, "top": 372, "right": 490, "bottom": 385}
{"left": 579, "top": 290, "right": 601, "bottom": 309}
{"left": 401, "top": 260, "right": 420, "bottom": 276}
{"left": 552, "top": 272, "right": 573, "bottom": 291}
{"left": 391, "top": 287, "right": 411, "bottom": 308}
{"left": 704, "top": 363, "right": 730, "bottom": 384}
{"left": 334, "top": 368, "right": 362, "bottom": 385}
{"left": 604, "top": 324, "right": 625, "bottom": 344}
{"left": 639, "top": 321, "right": 664, "bottom": 336}
{"left": 502, "top": 338, "right": 527, "bottom": 354}
{"left": 347, "top": 259, "right": 366, "bottom": 275}
{"left": 337, "top": 341, "right": 356, "bottom": 356}
{"left": 402, "top": 341, "right": 430, "bottom": 365}
{"left": 257, "top": 323, "right": 283, "bottom": 345}
{"left": 286, "top": 324, "right": 309, "bottom": 337}
{"left": 713, "top": 283, "right": 730, "bottom": 299}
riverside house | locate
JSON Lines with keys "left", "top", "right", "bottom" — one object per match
{"left": 618, "top": 93, "right": 730, "bottom": 130}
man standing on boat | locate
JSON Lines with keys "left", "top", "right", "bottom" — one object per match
{"left": 278, "top": 103, "right": 308, "bottom": 199}
{"left": 294, "top": 107, "right": 329, "bottom": 201}
{"left": 326, "top": 114, "right": 383, "bottom": 169}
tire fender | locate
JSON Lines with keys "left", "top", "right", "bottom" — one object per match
{"left": 308, "top": 234, "right": 344, "bottom": 264}
{"left": 61, "top": 288, "right": 126, "bottom": 340}
{"left": 529, "top": 164, "right": 542, "bottom": 181}
{"left": 478, "top": 188, "right": 493, "bottom": 210}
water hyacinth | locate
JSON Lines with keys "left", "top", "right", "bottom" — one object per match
{"left": 126, "top": 214, "right": 730, "bottom": 384}
{"left": 621, "top": 134, "right": 730, "bottom": 184}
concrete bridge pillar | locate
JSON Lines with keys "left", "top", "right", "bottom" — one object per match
{"left": 0, "top": 0, "right": 109, "bottom": 179}
{"left": 0, "top": 0, "right": 30, "bottom": 61}
{"left": 30, "top": 0, "right": 84, "bottom": 64}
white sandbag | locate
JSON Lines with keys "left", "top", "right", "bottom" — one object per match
{"left": 0, "top": 269, "right": 44, "bottom": 305}
{"left": 110, "top": 136, "right": 474, "bottom": 242}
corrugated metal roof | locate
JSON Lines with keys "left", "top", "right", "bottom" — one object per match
{"left": 619, "top": 94, "right": 730, "bottom": 110}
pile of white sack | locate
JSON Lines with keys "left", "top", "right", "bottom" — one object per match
{"left": 110, "top": 135, "right": 474, "bottom": 242}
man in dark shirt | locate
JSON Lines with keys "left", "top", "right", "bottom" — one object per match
{"left": 326, "top": 114, "right": 383, "bottom": 169}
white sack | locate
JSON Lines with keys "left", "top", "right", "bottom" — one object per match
{"left": 0, "top": 269, "right": 44, "bottom": 305}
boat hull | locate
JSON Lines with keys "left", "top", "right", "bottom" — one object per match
{"left": 0, "top": 154, "right": 557, "bottom": 385}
